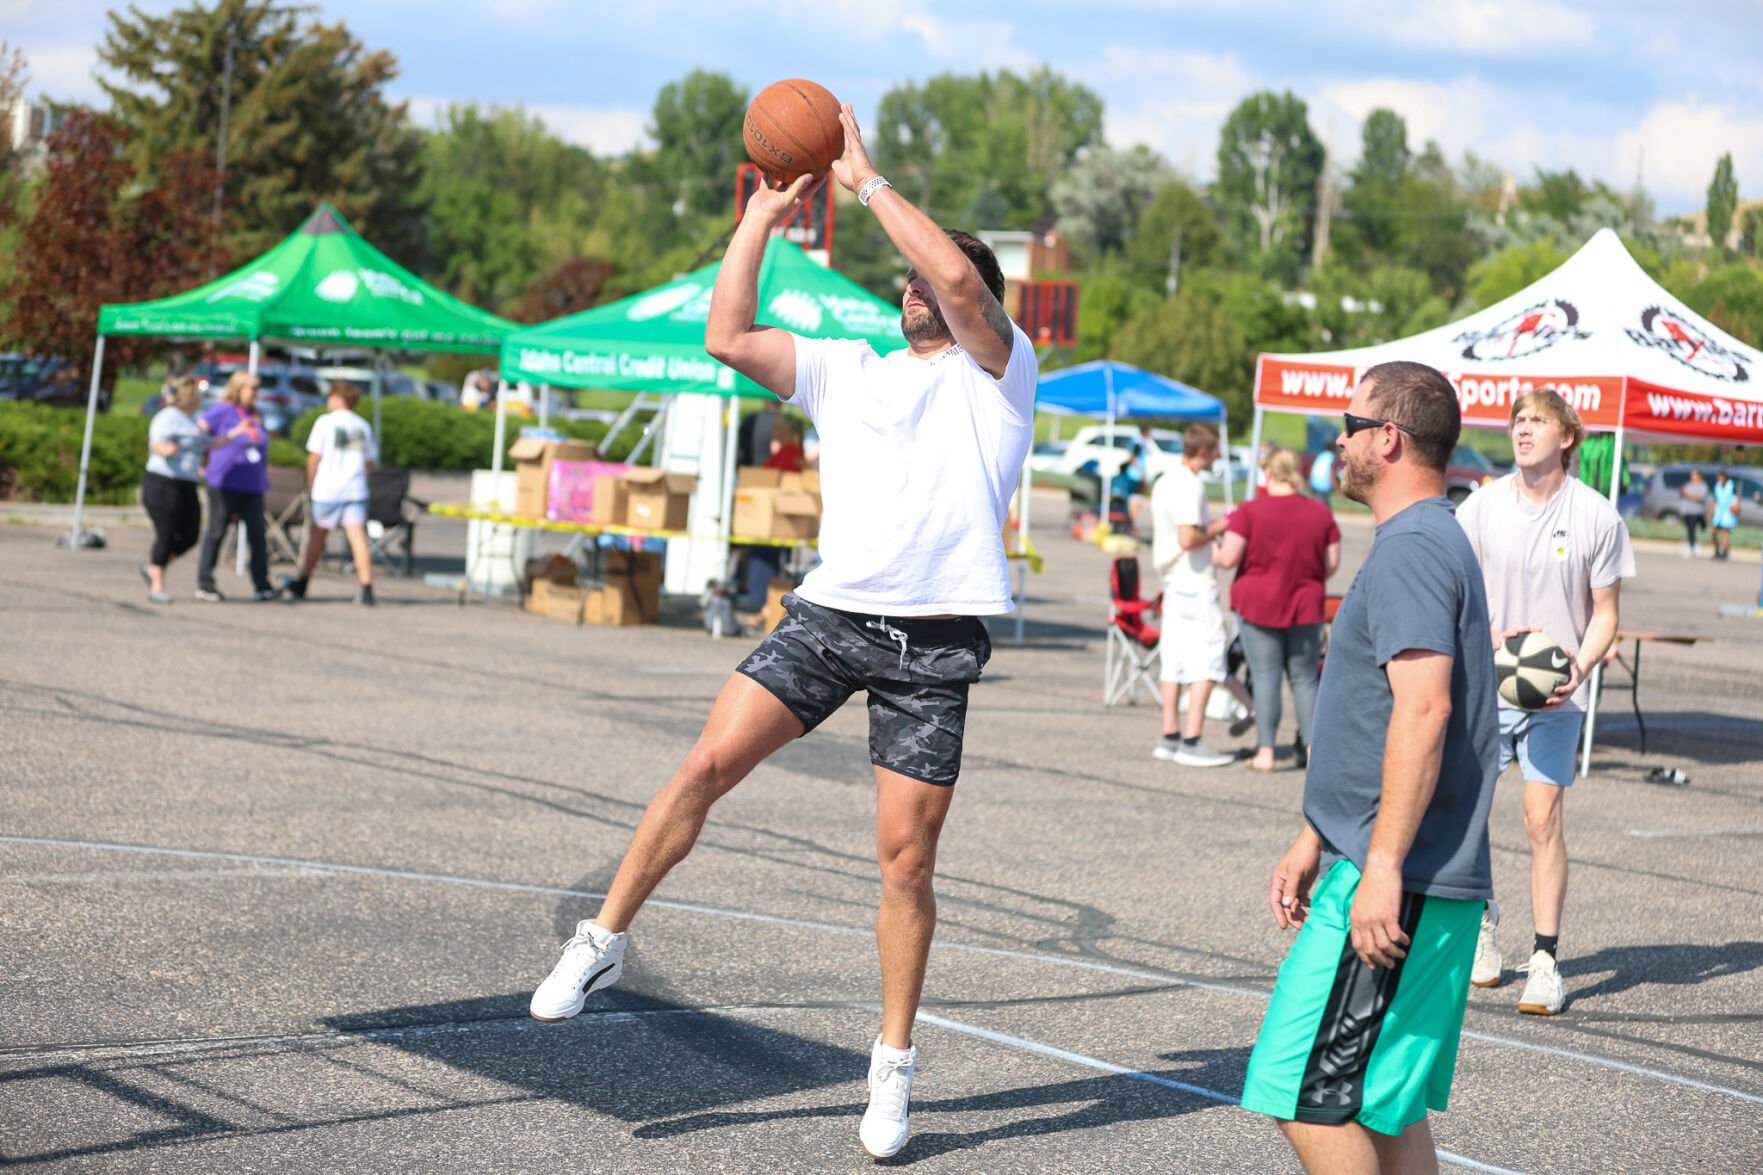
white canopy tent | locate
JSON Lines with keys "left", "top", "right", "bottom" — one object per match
{"left": 1250, "top": 228, "right": 1763, "bottom": 773}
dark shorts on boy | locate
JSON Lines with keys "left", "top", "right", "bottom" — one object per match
{"left": 1241, "top": 860, "right": 1481, "bottom": 1136}
{"left": 737, "top": 593, "right": 991, "bottom": 786}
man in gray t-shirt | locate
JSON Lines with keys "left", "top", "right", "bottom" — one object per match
{"left": 1244, "top": 361, "right": 1498, "bottom": 1168}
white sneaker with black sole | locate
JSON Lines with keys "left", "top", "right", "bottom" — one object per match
{"left": 1172, "top": 739, "right": 1233, "bottom": 768}
{"left": 1152, "top": 735, "right": 1184, "bottom": 761}
{"left": 1517, "top": 949, "right": 1565, "bottom": 1015}
{"left": 860, "top": 1037, "right": 916, "bottom": 1159}
{"left": 1471, "top": 900, "right": 1502, "bottom": 988}
{"left": 530, "top": 920, "right": 626, "bottom": 1022}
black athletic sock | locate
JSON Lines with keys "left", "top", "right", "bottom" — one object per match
{"left": 1181, "top": 735, "right": 1201, "bottom": 747}
{"left": 1534, "top": 933, "right": 1559, "bottom": 960}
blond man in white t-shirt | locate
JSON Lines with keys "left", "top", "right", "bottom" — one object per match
{"left": 528, "top": 105, "right": 1036, "bottom": 1160}
{"left": 1455, "top": 389, "right": 1635, "bottom": 1015}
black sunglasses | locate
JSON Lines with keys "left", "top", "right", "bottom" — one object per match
{"left": 1343, "top": 412, "right": 1419, "bottom": 439}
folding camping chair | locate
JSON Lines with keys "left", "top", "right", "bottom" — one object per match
{"left": 340, "top": 467, "right": 422, "bottom": 578}
{"left": 262, "top": 465, "right": 310, "bottom": 564}
{"left": 1104, "top": 555, "right": 1163, "bottom": 706}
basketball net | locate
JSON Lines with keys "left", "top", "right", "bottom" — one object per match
{"left": 734, "top": 163, "right": 834, "bottom": 267}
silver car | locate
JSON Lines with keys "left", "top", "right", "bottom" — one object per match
{"left": 1638, "top": 464, "right": 1763, "bottom": 522}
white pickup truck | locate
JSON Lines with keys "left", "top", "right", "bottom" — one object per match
{"left": 1053, "top": 425, "right": 1249, "bottom": 484}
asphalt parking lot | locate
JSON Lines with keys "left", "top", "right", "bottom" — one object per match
{"left": 2, "top": 491, "right": 1760, "bottom": 1172}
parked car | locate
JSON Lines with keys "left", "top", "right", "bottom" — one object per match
{"left": 315, "top": 366, "right": 423, "bottom": 402}
{"left": 1638, "top": 463, "right": 1763, "bottom": 522}
{"left": 1053, "top": 426, "right": 1185, "bottom": 482}
{"left": 1443, "top": 443, "right": 1500, "bottom": 504}
{"left": 1028, "top": 440, "right": 1071, "bottom": 476}
{"left": 0, "top": 355, "right": 109, "bottom": 410}
{"left": 159, "top": 356, "right": 326, "bottom": 433}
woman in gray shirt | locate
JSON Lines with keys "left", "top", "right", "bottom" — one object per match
{"left": 140, "top": 377, "right": 214, "bottom": 602}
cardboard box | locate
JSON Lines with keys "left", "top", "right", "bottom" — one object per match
{"left": 509, "top": 437, "right": 598, "bottom": 518}
{"left": 732, "top": 485, "right": 820, "bottom": 541}
{"left": 585, "top": 577, "right": 660, "bottom": 626}
{"left": 604, "top": 549, "right": 663, "bottom": 583}
{"left": 547, "top": 459, "right": 628, "bottom": 523}
{"left": 623, "top": 469, "right": 696, "bottom": 532}
{"left": 523, "top": 555, "right": 579, "bottom": 611}
{"left": 758, "top": 578, "right": 793, "bottom": 635}
{"left": 591, "top": 475, "right": 629, "bottom": 526}
{"left": 529, "top": 578, "right": 591, "bottom": 623}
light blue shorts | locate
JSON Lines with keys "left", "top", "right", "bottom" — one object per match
{"left": 311, "top": 499, "right": 367, "bottom": 529}
{"left": 1497, "top": 706, "right": 1584, "bottom": 788}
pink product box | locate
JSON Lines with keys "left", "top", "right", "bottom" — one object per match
{"left": 548, "top": 460, "right": 630, "bottom": 522}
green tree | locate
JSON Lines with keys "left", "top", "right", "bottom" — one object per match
{"left": 1214, "top": 91, "right": 1324, "bottom": 277}
{"left": 649, "top": 69, "right": 749, "bottom": 220}
{"left": 1111, "top": 289, "right": 1253, "bottom": 424}
{"left": 1464, "top": 240, "right": 1567, "bottom": 309}
{"left": 1072, "top": 269, "right": 1159, "bottom": 362}
{"left": 1339, "top": 108, "right": 1410, "bottom": 262}
{"left": 416, "top": 103, "right": 607, "bottom": 310}
{"left": 1740, "top": 206, "right": 1763, "bottom": 260}
{"left": 96, "top": 0, "right": 425, "bottom": 265}
{"left": 872, "top": 67, "right": 1103, "bottom": 229}
{"left": 1123, "top": 180, "right": 1225, "bottom": 297}
{"left": 1685, "top": 264, "right": 1763, "bottom": 346}
{"left": 1050, "top": 144, "right": 1172, "bottom": 264}
{"left": 1706, "top": 152, "right": 1738, "bottom": 250}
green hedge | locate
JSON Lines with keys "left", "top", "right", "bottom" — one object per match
{"left": 0, "top": 398, "right": 637, "bottom": 502}
{"left": 287, "top": 397, "right": 622, "bottom": 471}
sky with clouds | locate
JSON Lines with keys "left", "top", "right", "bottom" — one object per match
{"left": 9, "top": 0, "right": 1762, "bottom": 215}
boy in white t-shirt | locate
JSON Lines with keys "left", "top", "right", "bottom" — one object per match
{"left": 527, "top": 105, "right": 1035, "bottom": 1160}
{"left": 281, "top": 381, "right": 379, "bottom": 605}
{"left": 1455, "top": 388, "right": 1635, "bottom": 1015}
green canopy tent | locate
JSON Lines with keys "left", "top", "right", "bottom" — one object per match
{"left": 68, "top": 204, "right": 517, "bottom": 543}
{"left": 492, "top": 239, "right": 906, "bottom": 587}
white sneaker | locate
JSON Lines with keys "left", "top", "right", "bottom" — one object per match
{"left": 1172, "top": 740, "right": 1234, "bottom": 768}
{"left": 859, "top": 1037, "right": 916, "bottom": 1159}
{"left": 1471, "top": 901, "right": 1502, "bottom": 988}
{"left": 1517, "top": 950, "right": 1565, "bottom": 1016}
{"left": 530, "top": 920, "right": 626, "bottom": 1022}
{"left": 1153, "top": 735, "right": 1183, "bottom": 760}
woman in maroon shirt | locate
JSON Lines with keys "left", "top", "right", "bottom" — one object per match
{"left": 1215, "top": 448, "right": 1341, "bottom": 772}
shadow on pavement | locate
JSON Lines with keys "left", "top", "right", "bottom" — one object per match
{"left": 633, "top": 1045, "right": 1248, "bottom": 1163}
{"left": 1562, "top": 941, "right": 1763, "bottom": 1002}
{"left": 1588, "top": 710, "right": 1763, "bottom": 766}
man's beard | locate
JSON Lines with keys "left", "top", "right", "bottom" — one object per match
{"left": 901, "top": 301, "right": 951, "bottom": 344}
{"left": 1339, "top": 448, "right": 1376, "bottom": 505}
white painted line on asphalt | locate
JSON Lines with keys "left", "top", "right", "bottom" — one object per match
{"left": 8, "top": 834, "right": 1760, "bottom": 1110}
{"left": 916, "top": 1012, "right": 1528, "bottom": 1175}
{"left": 1625, "top": 829, "right": 1763, "bottom": 839}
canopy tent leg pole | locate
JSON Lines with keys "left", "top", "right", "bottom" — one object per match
{"left": 539, "top": 384, "right": 550, "bottom": 431}
{"left": 721, "top": 398, "right": 740, "bottom": 592}
{"left": 1220, "top": 419, "right": 1234, "bottom": 509}
{"left": 1014, "top": 452, "right": 1032, "bottom": 644}
{"left": 372, "top": 356, "right": 385, "bottom": 450}
{"left": 65, "top": 333, "right": 107, "bottom": 550}
{"left": 247, "top": 340, "right": 259, "bottom": 374}
{"left": 235, "top": 341, "right": 261, "bottom": 582}
{"left": 1580, "top": 423, "right": 1627, "bottom": 780}
{"left": 1244, "top": 408, "right": 1264, "bottom": 502}
{"left": 490, "top": 382, "right": 509, "bottom": 483}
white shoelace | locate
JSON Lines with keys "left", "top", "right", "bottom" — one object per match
{"left": 865, "top": 617, "right": 911, "bottom": 669}
{"left": 869, "top": 1055, "right": 914, "bottom": 1121}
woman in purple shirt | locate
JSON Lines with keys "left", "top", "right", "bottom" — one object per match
{"left": 193, "top": 371, "right": 279, "bottom": 601}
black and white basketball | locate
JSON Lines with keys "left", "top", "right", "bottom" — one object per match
{"left": 1495, "top": 631, "right": 1572, "bottom": 709}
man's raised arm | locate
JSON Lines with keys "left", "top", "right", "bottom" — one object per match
{"left": 828, "top": 106, "right": 1014, "bottom": 378}
{"left": 704, "top": 174, "right": 817, "bottom": 399}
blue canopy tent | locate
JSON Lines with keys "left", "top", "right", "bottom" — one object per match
{"left": 1035, "top": 360, "right": 1236, "bottom": 501}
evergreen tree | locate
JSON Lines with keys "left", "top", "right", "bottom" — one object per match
{"left": 650, "top": 70, "right": 750, "bottom": 221}
{"left": 1706, "top": 152, "right": 1737, "bottom": 251}
{"left": 96, "top": 0, "right": 425, "bottom": 265}
{"left": 1214, "top": 91, "right": 1324, "bottom": 279}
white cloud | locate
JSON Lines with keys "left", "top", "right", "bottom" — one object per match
{"left": 897, "top": 13, "right": 1035, "bottom": 70}
{"left": 1617, "top": 101, "right": 1763, "bottom": 209}
{"left": 1088, "top": 46, "right": 1256, "bottom": 178}
{"left": 15, "top": 42, "right": 104, "bottom": 104}
{"left": 401, "top": 94, "right": 652, "bottom": 155}
{"left": 1383, "top": 0, "right": 1600, "bottom": 54}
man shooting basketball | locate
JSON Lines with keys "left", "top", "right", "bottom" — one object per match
{"left": 1454, "top": 389, "right": 1634, "bottom": 1015}
{"left": 527, "top": 103, "right": 1037, "bottom": 1161}
{"left": 1242, "top": 361, "right": 1499, "bottom": 1174}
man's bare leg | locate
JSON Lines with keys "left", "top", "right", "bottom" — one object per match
{"left": 341, "top": 521, "right": 374, "bottom": 587}
{"left": 873, "top": 767, "right": 954, "bottom": 1049}
{"left": 1183, "top": 679, "right": 1215, "bottom": 741}
{"left": 297, "top": 525, "right": 329, "bottom": 582}
{"left": 592, "top": 674, "right": 804, "bottom": 932}
{"left": 1160, "top": 679, "right": 1181, "bottom": 736}
{"left": 1523, "top": 779, "right": 1567, "bottom": 937}
{"left": 1283, "top": 1117, "right": 1438, "bottom": 1175}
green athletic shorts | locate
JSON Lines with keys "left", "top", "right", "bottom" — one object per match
{"left": 1240, "top": 859, "right": 1481, "bottom": 1136}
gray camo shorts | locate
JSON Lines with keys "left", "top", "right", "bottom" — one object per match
{"left": 737, "top": 593, "right": 992, "bottom": 786}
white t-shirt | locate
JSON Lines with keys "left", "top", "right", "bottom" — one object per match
{"left": 306, "top": 409, "right": 378, "bottom": 503}
{"left": 1151, "top": 463, "right": 1213, "bottom": 590}
{"left": 1456, "top": 472, "right": 1636, "bottom": 711}
{"left": 785, "top": 326, "right": 1037, "bottom": 616}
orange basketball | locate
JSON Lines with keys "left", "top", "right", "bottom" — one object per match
{"left": 743, "top": 79, "right": 844, "bottom": 185}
